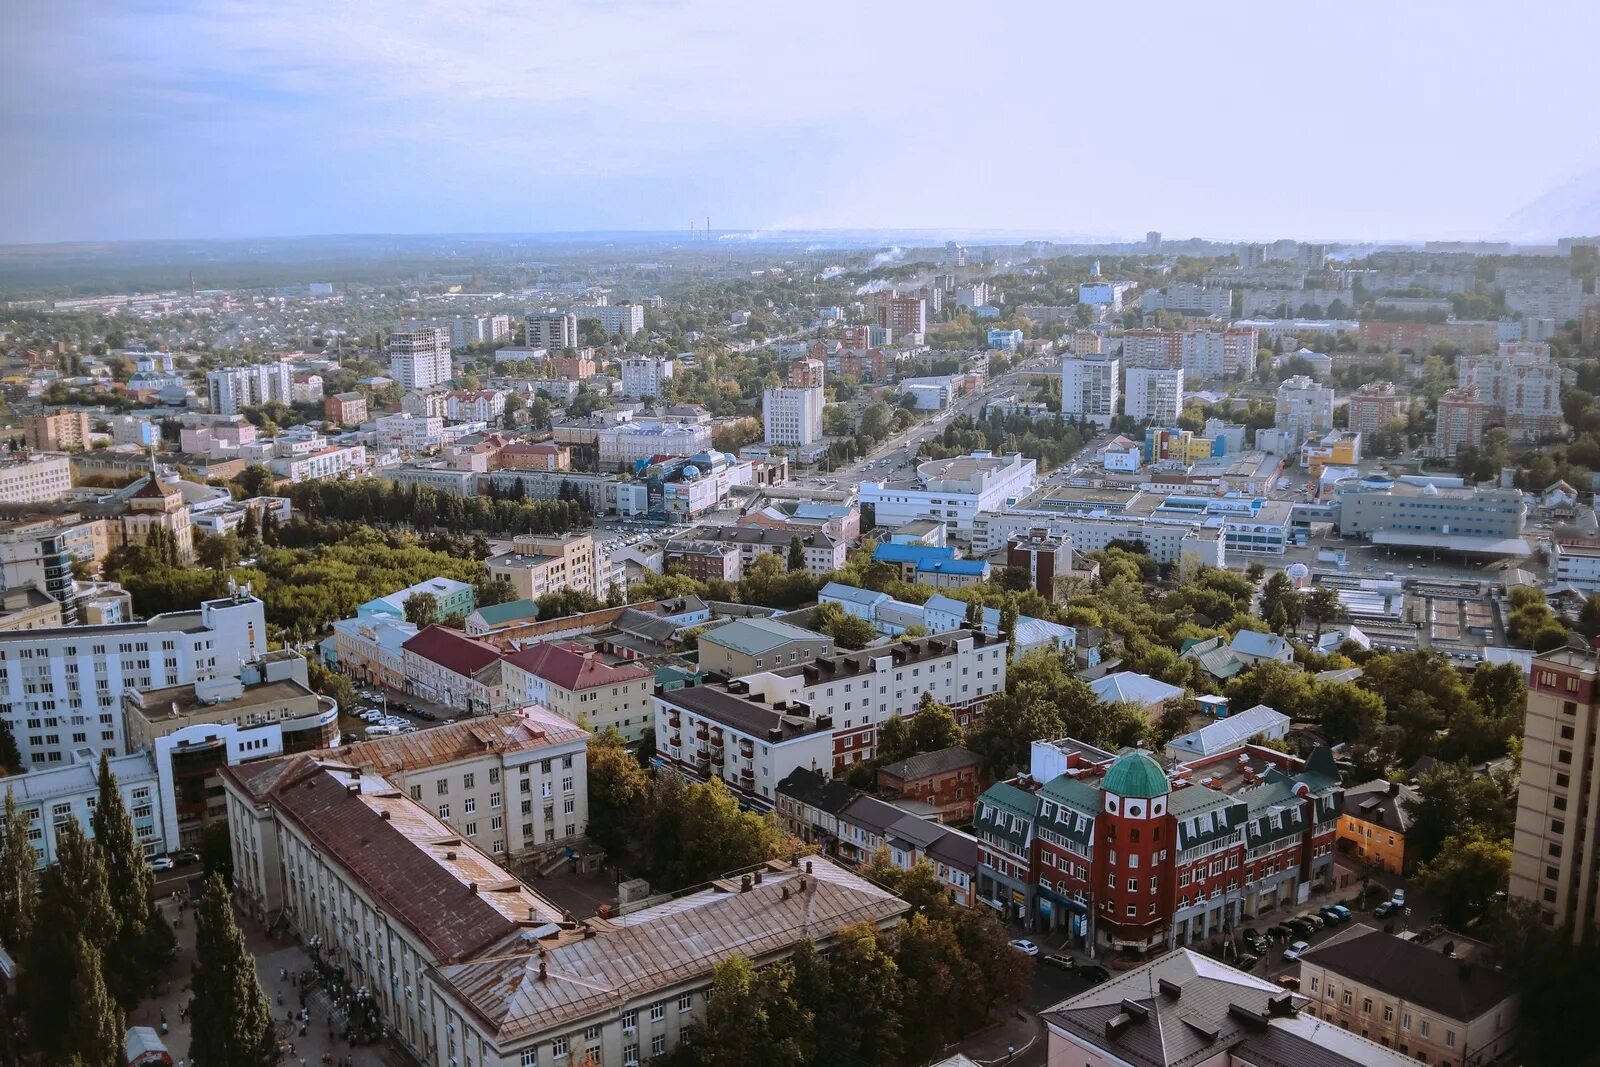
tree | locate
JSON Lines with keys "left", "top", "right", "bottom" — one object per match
{"left": 189, "top": 873, "right": 277, "bottom": 1067}
{"left": 907, "top": 694, "right": 964, "bottom": 753}
{"left": 474, "top": 575, "right": 519, "bottom": 608}
{"left": 788, "top": 535, "right": 806, "bottom": 572}
{"left": 0, "top": 720, "right": 20, "bottom": 775}
{"left": 895, "top": 913, "right": 981, "bottom": 1063}
{"left": 23, "top": 816, "right": 115, "bottom": 1055}
{"left": 587, "top": 728, "right": 650, "bottom": 862}
{"left": 1414, "top": 830, "right": 1511, "bottom": 930}
{"left": 234, "top": 464, "right": 273, "bottom": 498}
{"left": 92, "top": 752, "right": 161, "bottom": 1008}
{"left": 1258, "top": 572, "right": 1302, "bottom": 633}
{"left": 200, "top": 820, "right": 235, "bottom": 886}
{"left": 1312, "top": 682, "right": 1386, "bottom": 744}
{"left": 0, "top": 788, "right": 38, "bottom": 949}
{"left": 951, "top": 906, "right": 1033, "bottom": 1020}
{"left": 195, "top": 530, "right": 244, "bottom": 572}
{"left": 1403, "top": 763, "right": 1517, "bottom": 863}
{"left": 679, "top": 955, "right": 813, "bottom": 1067}
{"left": 1302, "top": 584, "right": 1344, "bottom": 639}
{"left": 67, "top": 936, "right": 124, "bottom": 1067}
{"left": 403, "top": 590, "right": 439, "bottom": 627}
{"left": 998, "top": 605, "right": 1019, "bottom": 650}
{"left": 823, "top": 923, "right": 903, "bottom": 1067}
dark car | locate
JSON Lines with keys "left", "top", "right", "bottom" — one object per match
{"left": 171, "top": 849, "right": 200, "bottom": 866}
{"left": 1075, "top": 963, "right": 1111, "bottom": 984}
{"left": 1236, "top": 952, "right": 1261, "bottom": 970}
{"left": 416, "top": 710, "right": 438, "bottom": 722}
{"left": 1320, "top": 904, "right": 1351, "bottom": 923}
{"left": 1042, "top": 952, "right": 1076, "bottom": 971}
{"left": 1265, "top": 923, "right": 1292, "bottom": 940}
{"left": 1286, "top": 918, "right": 1316, "bottom": 938}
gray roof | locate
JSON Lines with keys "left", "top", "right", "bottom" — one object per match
{"left": 1300, "top": 926, "right": 1515, "bottom": 1022}
{"left": 656, "top": 684, "right": 826, "bottom": 741}
{"left": 1340, "top": 779, "right": 1417, "bottom": 832}
{"left": 775, "top": 767, "right": 856, "bottom": 816}
{"left": 697, "top": 616, "right": 829, "bottom": 655}
{"left": 878, "top": 746, "right": 983, "bottom": 782}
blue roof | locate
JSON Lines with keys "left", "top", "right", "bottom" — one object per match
{"left": 1229, "top": 630, "right": 1294, "bottom": 659}
{"left": 820, "top": 581, "right": 888, "bottom": 608}
{"left": 917, "top": 558, "right": 988, "bottom": 576}
{"left": 873, "top": 543, "right": 957, "bottom": 565}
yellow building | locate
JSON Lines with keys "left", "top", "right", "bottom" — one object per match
{"left": 121, "top": 468, "right": 195, "bottom": 564}
{"left": 23, "top": 409, "right": 92, "bottom": 452}
{"left": 485, "top": 533, "right": 596, "bottom": 601}
{"left": 1301, "top": 430, "right": 1362, "bottom": 476}
{"left": 1335, "top": 778, "right": 1415, "bottom": 874}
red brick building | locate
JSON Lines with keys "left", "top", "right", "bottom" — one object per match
{"left": 877, "top": 746, "right": 989, "bottom": 823}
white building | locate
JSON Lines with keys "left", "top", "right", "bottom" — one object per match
{"left": 1060, "top": 352, "right": 1120, "bottom": 427}
{"left": 763, "top": 385, "right": 824, "bottom": 447}
{"left": 388, "top": 324, "right": 453, "bottom": 391}
{"left": 206, "top": 362, "right": 292, "bottom": 415}
{"left": 574, "top": 303, "right": 645, "bottom": 337}
{"left": 1139, "top": 284, "right": 1233, "bottom": 318}
{"left": 1180, "top": 327, "right": 1259, "bottom": 381}
{"left": 1552, "top": 543, "right": 1600, "bottom": 592}
{"left": 1124, "top": 367, "right": 1184, "bottom": 423}
{"left": 861, "top": 451, "right": 1037, "bottom": 537}
{"left": 525, "top": 312, "right": 578, "bottom": 350}
{"left": 1274, "top": 375, "right": 1336, "bottom": 449}
{"left": 0, "top": 588, "right": 268, "bottom": 768}
{"left": 620, "top": 356, "right": 675, "bottom": 399}
{"left": 0, "top": 749, "right": 165, "bottom": 865}
{"left": 375, "top": 413, "right": 448, "bottom": 452}
{"left": 597, "top": 420, "right": 713, "bottom": 467}
{"left": 0, "top": 453, "right": 73, "bottom": 504}
{"left": 269, "top": 443, "right": 367, "bottom": 483}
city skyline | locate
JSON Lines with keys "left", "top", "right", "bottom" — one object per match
{"left": 3, "top": 0, "right": 1598, "bottom": 245}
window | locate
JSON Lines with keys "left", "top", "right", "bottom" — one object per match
{"left": 1342, "top": 991, "right": 1352, "bottom": 1007}
{"left": 1401, "top": 1013, "right": 1412, "bottom": 1031}
{"left": 1362, "top": 997, "right": 1371, "bottom": 1014}
{"left": 678, "top": 993, "right": 693, "bottom": 1012}
{"left": 622, "top": 1009, "right": 637, "bottom": 1032}
{"left": 1420, "top": 1020, "right": 1430, "bottom": 1038}
{"left": 552, "top": 1037, "right": 568, "bottom": 1058}
{"left": 521, "top": 1052, "right": 538, "bottom": 1067}
{"left": 623, "top": 1044, "right": 639, "bottom": 1066}
{"left": 438, "top": 804, "right": 451, "bottom": 819}
{"left": 1445, "top": 1030, "right": 1456, "bottom": 1048}
{"left": 1383, "top": 1006, "right": 1393, "bottom": 1023}
{"left": 465, "top": 797, "right": 477, "bottom": 815}
{"left": 437, "top": 779, "right": 449, "bottom": 796}
{"left": 649, "top": 1002, "right": 665, "bottom": 1022}
{"left": 651, "top": 1036, "right": 666, "bottom": 1056}
{"left": 562, "top": 776, "right": 575, "bottom": 793}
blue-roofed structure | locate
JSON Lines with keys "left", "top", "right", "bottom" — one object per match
{"left": 872, "top": 543, "right": 990, "bottom": 588}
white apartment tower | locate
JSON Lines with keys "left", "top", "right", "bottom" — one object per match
{"left": 1124, "top": 367, "right": 1184, "bottom": 423}
{"left": 620, "top": 356, "right": 675, "bottom": 399}
{"left": 206, "top": 362, "right": 292, "bottom": 415}
{"left": 1060, "top": 352, "right": 1120, "bottom": 427}
{"left": 1274, "top": 375, "right": 1336, "bottom": 449}
{"left": 387, "top": 325, "right": 453, "bottom": 391}
{"left": 526, "top": 312, "right": 579, "bottom": 351}
{"left": 763, "top": 358, "right": 825, "bottom": 447}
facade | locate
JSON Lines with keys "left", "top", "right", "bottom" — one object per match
{"left": 500, "top": 641, "right": 654, "bottom": 742}
{"left": 0, "top": 749, "right": 164, "bottom": 866}
{"left": 597, "top": 421, "right": 713, "bottom": 466}
{"left": 0, "top": 589, "right": 268, "bottom": 768}
{"left": 207, "top": 362, "right": 292, "bottom": 415}
{"left": 683, "top": 524, "right": 846, "bottom": 577}
{"left": 1045, "top": 948, "right": 1417, "bottom": 1067}
{"left": 762, "top": 384, "right": 824, "bottom": 447}
{"left": 23, "top": 409, "right": 92, "bottom": 452}
{"left": 359, "top": 576, "right": 477, "bottom": 621}
{"left": 1059, "top": 352, "right": 1120, "bottom": 427}
{"left": 400, "top": 625, "right": 504, "bottom": 713}
{"left": 877, "top": 746, "right": 988, "bottom": 823}
{"left": 1123, "top": 367, "right": 1183, "bottom": 423}
{"left": 1335, "top": 779, "right": 1417, "bottom": 874}
{"left": 861, "top": 451, "right": 1038, "bottom": 537}
{"left": 1510, "top": 647, "right": 1600, "bottom": 935}
{"left": 1298, "top": 927, "right": 1519, "bottom": 1065}
{"left": 1139, "top": 283, "right": 1233, "bottom": 318}
{"left": 388, "top": 324, "right": 454, "bottom": 391}
{"left": 987, "top": 328, "right": 1023, "bottom": 350}
{"left": 1006, "top": 535, "right": 1072, "bottom": 599}
{"left": 977, "top": 745, "right": 1341, "bottom": 950}
{"left": 485, "top": 534, "right": 598, "bottom": 601}
{"left": 1457, "top": 342, "right": 1561, "bottom": 441}
{"left": 323, "top": 391, "right": 368, "bottom": 425}
{"left": 573, "top": 302, "right": 644, "bottom": 337}
{"left": 619, "top": 356, "right": 675, "bottom": 399}
{"left": 269, "top": 443, "right": 367, "bottom": 483}
{"left": 0, "top": 452, "right": 74, "bottom": 504}
{"left": 694, "top": 617, "right": 834, "bottom": 679}
{"left": 1348, "top": 381, "right": 1405, "bottom": 437}
{"left": 1435, "top": 387, "right": 1494, "bottom": 456}
{"left": 525, "top": 311, "right": 579, "bottom": 350}
{"left": 1333, "top": 479, "right": 1526, "bottom": 548}
{"left": 497, "top": 441, "right": 571, "bottom": 471}
{"left": 332, "top": 703, "right": 590, "bottom": 858}
{"left": 661, "top": 539, "right": 742, "bottom": 582}
{"left": 330, "top": 615, "right": 419, "bottom": 691}
{"left": 1552, "top": 542, "right": 1600, "bottom": 591}
{"left": 1273, "top": 375, "right": 1335, "bottom": 450}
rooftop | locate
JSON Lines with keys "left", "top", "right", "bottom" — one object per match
{"left": 879, "top": 746, "right": 983, "bottom": 782}
{"left": 125, "top": 676, "right": 319, "bottom": 723}
{"left": 1301, "top": 926, "right": 1514, "bottom": 1022}
{"left": 656, "top": 683, "right": 829, "bottom": 741}
{"left": 328, "top": 706, "right": 589, "bottom": 775}
{"left": 502, "top": 641, "right": 650, "bottom": 691}
{"left": 697, "top": 616, "right": 829, "bottom": 656}
{"left": 401, "top": 625, "right": 503, "bottom": 678}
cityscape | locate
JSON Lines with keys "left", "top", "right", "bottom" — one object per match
{"left": 2, "top": 3, "right": 1600, "bottom": 1067}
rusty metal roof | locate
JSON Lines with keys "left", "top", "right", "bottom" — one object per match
{"left": 328, "top": 706, "right": 587, "bottom": 775}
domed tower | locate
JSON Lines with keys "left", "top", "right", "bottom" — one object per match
{"left": 1096, "top": 751, "right": 1173, "bottom": 951}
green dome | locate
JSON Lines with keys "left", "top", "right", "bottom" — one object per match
{"left": 1102, "top": 752, "right": 1170, "bottom": 799}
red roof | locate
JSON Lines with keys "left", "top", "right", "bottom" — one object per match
{"left": 502, "top": 640, "right": 650, "bottom": 691}
{"left": 402, "top": 625, "right": 503, "bottom": 677}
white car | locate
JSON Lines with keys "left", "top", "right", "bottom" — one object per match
{"left": 1282, "top": 940, "right": 1310, "bottom": 961}
{"left": 149, "top": 856, "right": 175, "bottom": 872}
{"left": 1007, "top": 938, "right": 1040, "bottom": 956}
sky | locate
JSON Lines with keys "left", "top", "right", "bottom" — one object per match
{"left": 2, "top": 0, "right": 1598, "bottom": 245}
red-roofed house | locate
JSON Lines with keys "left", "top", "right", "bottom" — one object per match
{"left": 402, "top": 625, "right": 504, "bottom": 713}
{"left": 501, "top": 641, "right": 654, "bottom": 741}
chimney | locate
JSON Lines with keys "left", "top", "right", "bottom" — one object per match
{"left": 538, "top": 955, "right": 548, "bottom": 982}
{"left": 740, "top": 874, "right": 752, "bottom": 892}
{"left": 1388, "top": 780, "right": 1400, "bottom": 796}
{"left": 781, "top": 886, "right": 790, "bottom": 901}
{"left": 379, "top": 810, "right": 391, "bottom": 821}
{"left": 753, "top": 869, "right": 763, "bottom": 884}
{"left": 468, "top": 882, "right": 478, "bottom": 895}
{"left": 805, "top": 860, "right": 813, "bottom": 873}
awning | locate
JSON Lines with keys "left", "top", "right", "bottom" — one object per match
{"left": 1369, "top": 530, "right": 1532, "bottom": 557}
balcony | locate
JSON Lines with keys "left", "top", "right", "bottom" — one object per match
{"left": 738, "top": 767, "right": 754, "bottom": 782}
{"left": 695, "top": 726, "right": 709, "bottom": 742}
{"left": 669, "top": 734, "right": 681, "bottom": 749}
{"left": 710, "top": 746, "right": 724, "bottom": 765}
{"left": 668, "top": 713, "right": 681, "bottom": 729}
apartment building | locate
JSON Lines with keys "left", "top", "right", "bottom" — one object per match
{"left": 1120, "top": 329, "right": 1183, "bottom": 369}
{"left": 619, "top": 356, "right": 675, "bottom": 399}
{"left": 525, "top": 311, "right": 578, "bottom": 350}
{"left": 1457, "top": 341, "right": 1562, "bottom": 440}
{"left": 661, "top": 538, "right": 743, "bottom": 582}
{"left": 652, "top": 681, "right": 837, "bottom": 808}
{"left": 500, "top": 641, "right": 654, "bottom": 742}
{"left": 207, "top": 362, "right": 292, "bottom": 415}
{"left": 1348, "top": 381, "right": 1405, "bottom": 437}
{"left": 330, "top": 615, "right": 418, "bottom": 691}
{"left": 0, "top": 588, "right": 267, "bottom": 768}
{"left": 388, "top": 324, "right": 453, "bottom": 391}
{"left": 694, "top": 617, "right": 835, "bottom": 679}
{"left": 329, "top": 703, "right": 589, "bottom": 858}
{"left": 877, "top": 746, "right": 988, "bottom": 823}
{"left": 1435, "top": 386, "right": 1495, "bottom": 456}
{"left": 269, "top": 442, "right": 367, "bottom": 483}
{"left": 1059, "top": 352, "right": 1120, "bottom": 426}
{"left": 1123, "top": 367, "right": 1183, "bottom": 423}
{"left": 1045, "top": 949, "right": 1416, "bottom": 1067}
{"left": 832, "top": 791, "right": 980, "bottom": 906}
{"left": 360, "top": 576, "right": 477, "bottom": 622}
{"left": 497, "top": 441, "right": 571, "bottom": 471}
{"left": 485, "top": 533, "right": 598, "bottom": 601}
{"left": 860, "top": 450, "right": 1038, "bottom": 537}
{"left": 323, "top": 391, "right": 368, "bottom": 425}
{"left": 762, "top": 384, "right": 824, "bottom": 447}
{"left": 976, "top": 743, "right": 1341, "bottom": 950}
{"left": 1139, "top": 283, "right": 1233, "bottom": 318}
{"left": 1335, "top": 779, "right": 1418, "bottom": 875}
{"left": 400, "top": 625, "right": 504, "bottom": 713}
{"left": 574, "top": 302, "right": 644, "bottom": 337}
{"left": 1273, "top": 375, "right": 1335, "bottom": 450}
{"left": 122, "top": 651, "right": 336, "bottom": 851}
{"left": 23, "top": 409, "right": 92, "bottom": 452}
{"left": 0, "top": 452, "right": 73, "bottom": 504}
{"left": 683, "top": 524, "right": 846, "bottom": 577}
{"left": 0, "top": 749, "right": 164, "bottom": 865}
{"left": 1298, "top": 927, "right": 1518, "bottom": 1065}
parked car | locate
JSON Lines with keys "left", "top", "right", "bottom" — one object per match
{"left": 1297, "top": 912, "right": 1325, "bottom": 931}
{"left": 1265, "top": 923, "right": 1293, "bottom": 941}
{"left": 1075, "top": 963, "right": 1111, "bottom": 984}
{"left": 1007, "top": 939, "right": 1040, "bottom": 956}
{"left": 1277, "top": 975, "right": 1301, "bottom": 991}
{"left": 1374, "top": 900, "right": 1401, "bottom": 919}
{"left": 172, "top": 849, "right": 200, "bottom": 866}
{"left": 1391, "top": 889, "right": 1406, "bottom": 907}
{"left": 1285, "top": 918, "right": 1315, "bottom": 938}
{"left": 1321, "top": 904, "right": 1351, "bottom": 923}
{"left": 1282, "top": 940, "right": 1310, "bottom": 962}
{"left": 1236, "top": 952, "right": 1260, "bottom": 970}
{"left": 149, "top": 856, "right": 174, "bottom": 872}
{"left": 1042, "top": 953, "right": 1076, "bottom": 971}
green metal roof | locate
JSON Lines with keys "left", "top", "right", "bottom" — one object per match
{"left": 1101, "top": 752, "right": 1170, "bottom": 799}
{"left": 471, "top": 598, "right": 540, "bottom": 626}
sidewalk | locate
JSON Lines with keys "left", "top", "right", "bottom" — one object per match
{"left": 943, "top": 1010, "right": 1043, "bottom": 1067}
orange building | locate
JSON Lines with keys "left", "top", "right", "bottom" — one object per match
{"left": 1335, "top": 778, "right": 1416, "bottom": 874}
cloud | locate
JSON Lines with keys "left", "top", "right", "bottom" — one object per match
{"left": 3, "top": 0, "right": 1599, "bottom": 242}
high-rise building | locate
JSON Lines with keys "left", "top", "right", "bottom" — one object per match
{"left": 1510, "top": 647, "right": 1600, "bottom": 938}
{"left": 1434, "top": 386, "right": 1494, "bottom": 456}
{"left": 387, "top": 325, "right": 453, "bottom": 391}
{"left": 206, "top": 362, "right": 292, "bottom": 415}
{"left": 865, "top": 293, "right": 926, "bottom": 337}
{"left": 1060, "top": 353, "right": 1120, "bottom": 427}
{"left": 786, "top": 358, "right": 825, "bottom": 389}
{"left": 1146, "top": 230, "right": 1162, "bottom": 251}
{"left": 1120, "top": 329, "right": 1182, "bottom": 369}
{"left": 1123, "top": 367, "right": 1184, "bottom": 423}
{"left": 526, "top": 311, "right": 579, "bottom": 350}
{"left": 1457, "top": 341, "right": 1562, "bottom": 440}
{"left": 1273, "top": 375, "right": 1335, "bottom": 449}
{"left": 619, "top": 356, "right": 675, "bottom": 399}
{"left": 573, "top": 303, "right": 644, "bottom": 337}
{"left": 763, "top": 359, "right": 824, "bottom": 446}
{"left": 23, "top": 410, "right": 92, "bottom": 452}
{"left": 0, "top": 453, "right": 73, "bottom": 504}
{"left": 1120, "top": 327, "right": 1257, "bottom": 380}
{"left": 1347, "top": 381, "right": 1405, "bottom": 437}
